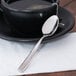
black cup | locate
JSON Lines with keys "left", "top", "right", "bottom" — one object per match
{"left": 0, "top": 0, "right": 59, "bottom": 36}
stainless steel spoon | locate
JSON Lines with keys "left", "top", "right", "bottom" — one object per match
{"left": 18, "top": 15, "right": 59, "bottom": 72}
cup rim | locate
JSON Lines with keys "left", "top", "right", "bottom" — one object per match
{"left": 1, "top": 0, "right": 57, "bottom": 13}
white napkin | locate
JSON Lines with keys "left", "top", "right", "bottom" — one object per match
{"left": 0, "top": 33, "right": 76, "bottom": 76}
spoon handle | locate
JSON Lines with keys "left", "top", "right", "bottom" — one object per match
{"left": 18, "top": 35, "right": 46, "bottom": 72}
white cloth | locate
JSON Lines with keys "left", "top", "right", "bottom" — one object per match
{"left": 0, "top": 33, "right": 76, "bottom": 76}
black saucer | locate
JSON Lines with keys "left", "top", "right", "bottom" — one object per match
{"left": 0, "top": 6, "right": 75, "bottom": 42}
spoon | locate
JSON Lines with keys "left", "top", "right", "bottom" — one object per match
{"left": 18, "top": 15, "right": 59, "bottom": 72}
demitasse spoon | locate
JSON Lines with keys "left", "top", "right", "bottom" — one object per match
{"left": 18, "top": 15, "right": 59, "bottom": 72}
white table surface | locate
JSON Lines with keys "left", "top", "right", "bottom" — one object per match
{"left": 0, "top": 33, "right": 76, "bottom": 76}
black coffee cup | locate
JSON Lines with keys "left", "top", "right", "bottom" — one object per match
{"left": 0, "top": 0, "right": 59, "bottom": 36}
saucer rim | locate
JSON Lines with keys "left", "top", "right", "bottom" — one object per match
{"left": 0, "top": 6, "right": 75, "bottom": 42}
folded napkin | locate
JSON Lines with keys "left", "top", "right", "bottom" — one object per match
{"left": 0, "top": 33, "right": 76, "bottom": 76}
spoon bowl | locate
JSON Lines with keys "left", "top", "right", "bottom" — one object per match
{"left": 42, "top": 15, "right": 59, "bottom": 35}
